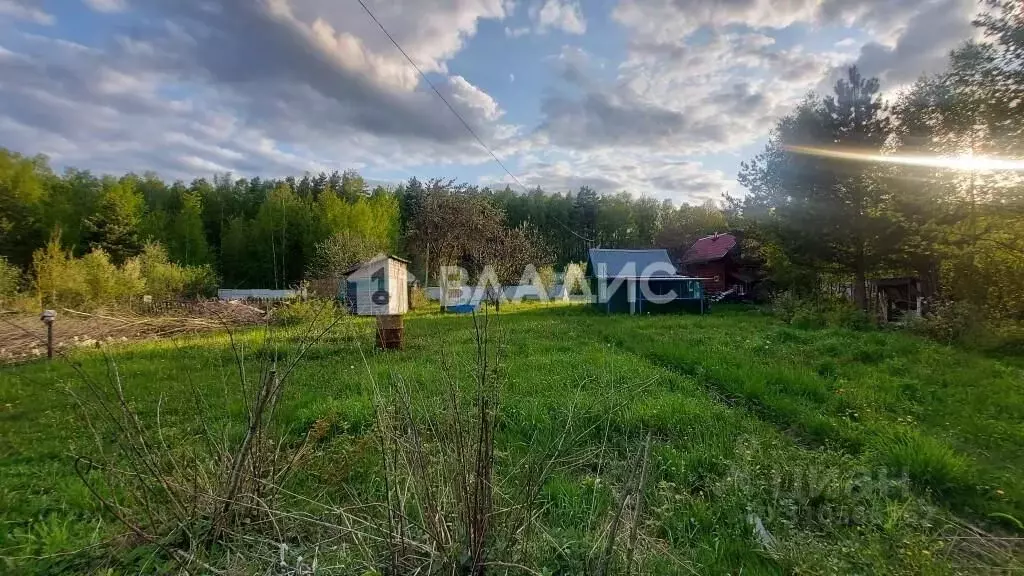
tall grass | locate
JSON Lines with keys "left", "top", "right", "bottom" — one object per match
{"left": 583, "top": 307, "right": 1024, "bottom": 530}
{"left": 1, "top": 305, "right": 1022, "bottom": 573}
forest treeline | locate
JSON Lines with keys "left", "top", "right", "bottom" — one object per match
{"left": 0, "top": 151, "right": 728, "bottom": 306}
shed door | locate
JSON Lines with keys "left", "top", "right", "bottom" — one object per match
{"left": 346, "top": 281, "right": 358, "bottom": 312}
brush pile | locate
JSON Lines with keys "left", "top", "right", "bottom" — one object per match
{"left": 0, "top": 300, "right": 268, "bottom": 363}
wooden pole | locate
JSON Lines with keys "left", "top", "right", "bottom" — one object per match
{"left": 41, "top": 310, "right": 55, "bottom": 360}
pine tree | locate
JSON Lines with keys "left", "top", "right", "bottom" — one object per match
{"left": 83, "top": 176, "right": 144, "bottom": 265}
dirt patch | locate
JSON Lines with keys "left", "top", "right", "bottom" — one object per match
{"left": 0, "top": 301, "right": 269, "bottom": 364}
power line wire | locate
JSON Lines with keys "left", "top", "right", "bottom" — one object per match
{"left": 356, "top": 0, "right": 594, "bottom": 246}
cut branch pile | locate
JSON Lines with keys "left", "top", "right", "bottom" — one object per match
{"left": 0, "top": 301, "right": 268, "bottom": 363}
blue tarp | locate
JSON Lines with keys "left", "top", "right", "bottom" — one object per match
{"left": 444, "top": 303, "right": 479, "bottom": 314}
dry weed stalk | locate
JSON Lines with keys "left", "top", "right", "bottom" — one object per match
{"left": 366, "top": 305, "right": 656, "bottom": 575}
{"left": 369, "top": 305, "right": 503, "bottom": 575}
{"left": 67, "top": 300, "right": 347, "bottom": 573}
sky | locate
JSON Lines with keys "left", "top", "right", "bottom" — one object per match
{"left": 0, "top": 0, "right": 984, "bottom": 203}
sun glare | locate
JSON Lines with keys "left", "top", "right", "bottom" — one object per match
{"left": 784, "top": 145, "right": 1024, "bottom": 171}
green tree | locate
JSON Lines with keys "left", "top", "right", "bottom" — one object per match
{"left": 307, "top": 230, "right": 381, "bottom": 283}
{"left": 219, "top": 217, "right": 251, "bottom": 287}
{"left": 83, "top": 176, "right": 145, "bottom": 264}
{"left": 43, "top": 168, "right": 102, "bottom": 255}
{"left": 0, "top": 149, "right": 51, "bottom": 269}
{"left": 168, "top": 191, "right": 212, "bottom": 266}
{"left": 407, "top": 182, "right": 504, "bottom": 285}
{"left": 340, "top": 169, "right": 367, "bottom": 202}
{"left": 656, "top": 200, "right": 728, "bottom": 260}
{"left": 738, "top": 67, "right": 904, "bottom": 309}
{"left": 887, "top": 5, "right": 1024, "bottom": 321}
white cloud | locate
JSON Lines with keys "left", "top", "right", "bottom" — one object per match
{"left": 447, "top": 75, "right": 504, "bottom": 121}
{"left": 83, "top": 0, "right": 128, "bottom": 13}
{"left": 507, "top": 0, "right": 586, "bottom": 37}
{"left": 0, "top": 0, "right": 54, "bottom": 24}
{"left": 487, "top": 148, "right": 737, "bottom": 203}
{"left": 509, "top": 72, "right": 515, "bottom": 82}
{"left": 535, "top": 32, "right": 847, "bottom": 155}
{"left": 838, "top": 0, "right": 981, "bottom": 88}
{"left": 613, "top": 0, "right": 817, "bottom": 42}
{"left": 541, "top": 0, "right": 980, "bottom": 160}
{"left": 0, "top": 2, "right": 519, "bottom": 180}
{"left": 532, "top": 0, "right": 586, "bottom": 34}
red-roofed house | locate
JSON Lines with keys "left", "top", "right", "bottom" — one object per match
{"left": 680, "top": 233, "right": 757, "bottom": 296}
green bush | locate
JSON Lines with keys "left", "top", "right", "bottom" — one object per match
{"left": 133, "top": 243, "right": 186, "bottom": 300}
{"left": 272, "top": 299, "right": 343, "bottom": 326}
{"left": 773, "top": 291, "right": 874, "bottom": 331}
{"left": 907, "top": 303, "right": 1024, "bottom": 356}
{"left": 182, "top": 265, "right": 218, "bottom": 299}
{"left": 409, "top": 286, "right": 429, "bottom": 310}
{"left": 33, "top": 235, "right": 88, "bottom": 308}
{"left": 131, "top": 243, "right": 217, "bottom": 301}
{"left": 985, "top": 324, "right": 1024, "bottom": 356}
{"left": 790, "top": 307, "right": 825, "bottom": 329}
{"left": 30, "top": 238, "right": 218, "bottom": 310}
{"left": 905, "top": 299, "right": 982, "bottom": 345}
{"left": 80, "top": 249, "right": 146, "bottom": 307}
{"left": 770, "top": 290, "right": 803, "bottom": 322}
{"left": 537, "top": 265, "right": 556, "bottom": 293}
{"left": 563, "top": 262, "right": 586, "bottom": 296}
{"left": 0, "top": 256, "right": 21, "bottom": 305}
{"left": 825, "top": 303, "right": 873, "bottom": 331}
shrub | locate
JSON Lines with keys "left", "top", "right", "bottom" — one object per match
{"left": 564, "top": 262, "right": 586, "bottom": 296}
{"left": 790, "top": 307, "right": 825, "bottom": 330}
{"left": 131, "top": 243, "right": 217, "bottom": 301}
{"left": 985, "top": 324, "right": 1024, "bottom": 356}
{"left": 409, "top": 285, "right": 429, "bottom": 310}
{"left": 770, "top": 290, "right": 802, "bottom": 323}
{"left": 272, "top": 299, "right": 342, "bottom": 326}
{"left": 825, "top": 302, "right": 873, "bottom": 331}
{"left": 33, "top": 235, "right": 87, "bottom": 308}
{"left": 772, "top": 291, "right": 874, "bottom": 331}
{"left": 905, "top": 299, "right": 982, "bottom": 345}
{"left": 133, "top": 243, "right": 186, "bottom": 300}
{"left": 0, "top": 256, "right": 21, "bottom": 306}
{"left": 80, "top": 249, "right": 146, "bottom": 307}
{"left": 181, "top": 264, "right": 218, "bottom": 299}
{"left": 537, "top": 265, "right": 557, "bottom": 293}
{"left": 31, "top": 239, "right": 216, "bottom": 310}
{"left": 907, "top": 302, "right": 1024, "bottom": 356}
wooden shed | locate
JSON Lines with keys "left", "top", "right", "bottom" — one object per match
{"left": 872, "top": 277, "right": 925, "bottom": 323}
{"left": 341, "top": 254, "right": 410, "bottom": 316}
{"left": 679, "top": 233, "right": 759, "bottom": 297}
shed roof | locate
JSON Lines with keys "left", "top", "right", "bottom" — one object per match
{"left": 342, "top": 254, "right": 410, "bottom": 277}
{"left": 587, "top": 248, "right": 680, "bottom": 278}
{"left": 681, "top": 233, "right": 737, "bottom": 264}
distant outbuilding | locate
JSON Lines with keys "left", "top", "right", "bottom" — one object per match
{"left": 873, "top": 277, "right": 927, "bottom": 323}
{"left": 341, "top": 254, "right": 410, "bottom": 316}
{"left": 586, "top": 248, "right": 704, "bottom": 314}
{"left": 680, "top": 233, "right": 759, "bottom": 297}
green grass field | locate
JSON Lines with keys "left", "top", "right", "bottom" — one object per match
{"left": 1, "top": 304, "right": 1022, "bottom": 574}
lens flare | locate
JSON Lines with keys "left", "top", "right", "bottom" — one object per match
{"left": 784, "top": 145, "right": 1024, "bottom": 171}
